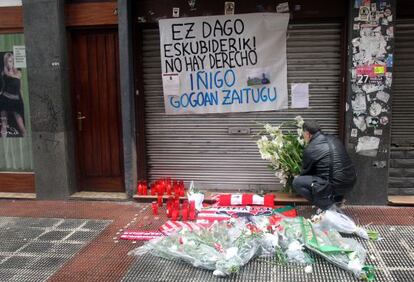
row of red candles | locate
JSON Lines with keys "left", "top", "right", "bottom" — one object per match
{"left": 136, "top": 178, "right": 186, "bottom": 197}
{"left": 152, "top": 197, "right": 196, "bottom": 221}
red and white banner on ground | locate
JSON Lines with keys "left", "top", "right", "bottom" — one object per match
{"left": 120, "top": 231, "right": 164, "bottom": 241}
{"left": 212, "top": 193, "right": 275, "bottom": 207}
{"left": 159, "top": 220, "right": 209, "bottom": 235}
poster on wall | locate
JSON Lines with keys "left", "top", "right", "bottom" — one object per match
{"left": 159, "top": 13, "right": 290, "bottom": 114}
{"left": 0, "top": 51, "right": 26, "bottom": 138}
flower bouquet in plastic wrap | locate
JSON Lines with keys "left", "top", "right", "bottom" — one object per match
{"left": 128, "top": 218, "right": 267, "bottom": 277}
{"left": 300, "top": 217, "right": 375, "bottom": 281}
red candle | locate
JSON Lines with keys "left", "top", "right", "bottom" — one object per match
{"left": 189, "top": 200, "right": 195, "bottom": 213}
{"left": 151, "top": 183, "right": 156, "bottom": 195}
{"left": 157, "top": 195, "right": 163, "bottom": 207}
{"left": 137, "top": 183, "right": 142, "bottom": 195}
{"left": 182, "top": 208, "right": 188, "bottom": 221}
{"left": 171, "top": 209, "right": 178, "bottom": 221}
{"left": 151, "top": 202, "right": 158, "bottom": 215}
{"left": 143, "top": 183, "right": 148, "bottom": 195}
{"left": 189, "top": 211, "right": 196, "bottom": 221}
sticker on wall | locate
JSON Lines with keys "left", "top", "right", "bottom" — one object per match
{"left": 380, "top": 116, "right": 389, "bottom": 125}
{"left": 371, "top": 3, "right": 377, "bottom": 12}
{"left": 386, "top": 54, "right": 393, "bottom": 67}
{"left": 353, "top": 23, "right": 360, "bottom": 30}
{"left": 352, "top": 84, "right": 363, "bottom": 93}
{"left": 346, "top": 102, "right": 349, "bottom": 112}
{"left": 372, "top": 160, "right": 386, "bottom": 168}
{"left": 351, "top": 93, "right": 367, "bottom": 114}
{"left": 386, "top": 26, "right": 394, "bottom": 38}
{"left": 224, "top": 2, "right": 235, "bottom": 15}
{"left": 359, "top": 6, "right": 370, "bottom": 22}
{"left": 172, "top": 7, "right": 180, "bottom": 18}
{"left": 188, "top": 0, "right": 197, "bottom": 11}
{"left": 276, "top": 2, "right": 289, "bottom": 13}
{"left": 354, "top": 0, "right": 362, "bottom": 9}
{"left": 351, "top": 128, "right": 358, "bottom": 138}
{"left": 385, "top": 72, "right": 392, "bottom": 88}
{"left": 376, "top": 91, "right": 390, "bottom": 103}
{"left": 353, "top": 115, "right": 367, "bottom": 132}
{"left": 356, "top": 136, "right": 380, "bottom": 157}
{"left": 374, "top": 129, "right": 383, "bottom": 135}
{"left": 369, "top": 102, "right": 382, "bottom": 117}
{"left": 384, "top": 8, "right": 392, "bottom": 17}
{"left": 366, "top": 116, "right": 380, "bottom": 127}
{"left": 362, "top": 84, "right": 384, "bottom": 93}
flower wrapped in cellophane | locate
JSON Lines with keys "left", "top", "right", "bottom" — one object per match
{"left": 257, "top": 116, "right": 305, "bottom": 192}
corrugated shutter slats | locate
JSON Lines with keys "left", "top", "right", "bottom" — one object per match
{"left": 392, "top": 20, "right": 414, "bottom": 146}
{"left": 140, "top": 23, "right": 342, "bottom": 191}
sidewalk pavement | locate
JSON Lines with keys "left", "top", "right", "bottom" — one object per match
{"left": 0, "top": 200, "right": 413, "bottom": 281}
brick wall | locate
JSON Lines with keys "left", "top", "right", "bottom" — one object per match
{"left": 389, "top": 147, "right": 414, "bottom": 195}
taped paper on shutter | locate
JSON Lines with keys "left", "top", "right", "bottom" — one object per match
{"left": 162, "top": 73, "right": 180, "bottom": 96}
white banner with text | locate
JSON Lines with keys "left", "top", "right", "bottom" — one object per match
{"left": 159, "top": 13, "right": 289, "bottom": 114}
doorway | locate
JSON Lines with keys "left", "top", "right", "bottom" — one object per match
{"left": 69, "top": 29, "right": 124, "bottom": 192}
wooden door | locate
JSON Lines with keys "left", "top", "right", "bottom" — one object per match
{"left": 70, "top": 29, "right": 124, "bottom": 192}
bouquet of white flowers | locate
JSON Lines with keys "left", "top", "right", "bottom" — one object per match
{"left": 257, "top": 116, "right": 305, "bottom": 193}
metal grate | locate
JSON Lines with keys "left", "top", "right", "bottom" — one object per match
{"left": 123, "top": 224, "right": 414, "bottom": 282}
{"left": 0, "top": 217, "right": 111, "bottom": 282}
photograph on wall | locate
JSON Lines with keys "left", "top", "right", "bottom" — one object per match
{"left": 0, "top": 51, "right": 26, "bottom": 138}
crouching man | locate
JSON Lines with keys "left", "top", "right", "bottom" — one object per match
{"left": 293, "top": 120, "right": 357, "bottom": 211}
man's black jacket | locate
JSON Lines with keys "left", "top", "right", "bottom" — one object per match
{"left": 300, "top": 131, "right": 357, "bottom": 193}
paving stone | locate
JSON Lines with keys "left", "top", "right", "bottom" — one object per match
{"left": 82, "top": 220, "right": 111, "bottom": 231}
{"left": 55, "top": 219, "right": 85, "bottom": 230}
{"left": 0, "top": 241, "right": 27, "bottom": 253}
{"left": 0, "top": 256, "right": 37, "bottom": 269}
{"left": 20, "top": 242, "right": 54, "bottom": 254}
{"left": 0, "top": 216, "right": 108, "bottom": 281}
{"left": 37, "top": 231, "right": 72, "bottom": 242}
{"left": 66, "top": 231, "right": 101, "bottom": 242}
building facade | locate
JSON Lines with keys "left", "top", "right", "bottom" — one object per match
{"left": 0, "top": 0, "right": 412, "bottom": 203}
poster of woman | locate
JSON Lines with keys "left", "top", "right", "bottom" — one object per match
{"left": 0, "top": 51, "right": 26, "bottom": 137}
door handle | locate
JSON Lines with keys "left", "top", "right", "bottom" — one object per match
{"left": 77, "top": 111, "right": 86, "bottom": 131}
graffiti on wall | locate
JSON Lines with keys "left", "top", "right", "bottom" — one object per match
{"left": 349, "top": 0, "right": 393, "bottom": 158}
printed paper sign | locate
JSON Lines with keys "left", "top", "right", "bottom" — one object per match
{"left": 13, "top": 46, "right": 26, "bottom": 68}
{"left": 159, "top": 13, "right": 289, "bottom": 114}
{"left": 162, "top": 73, "right": 180, "bottom": 96}
{"left": 291, "top": 83, "right": 309, "bottom": 108}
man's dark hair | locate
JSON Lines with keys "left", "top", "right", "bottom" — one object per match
{"left": 303, "top": 120, "right": 321, "bottom": 134}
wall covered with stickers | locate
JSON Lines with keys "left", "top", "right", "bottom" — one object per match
{"left": 346, "top": 0, "right": 395, "bottom": 204}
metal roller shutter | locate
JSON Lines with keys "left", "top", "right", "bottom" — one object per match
{"left": 392, "top": 19, "right": 414, "bottom": 146}
{"left": 140, "top": 22, "right": 343, "bottom": 191}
